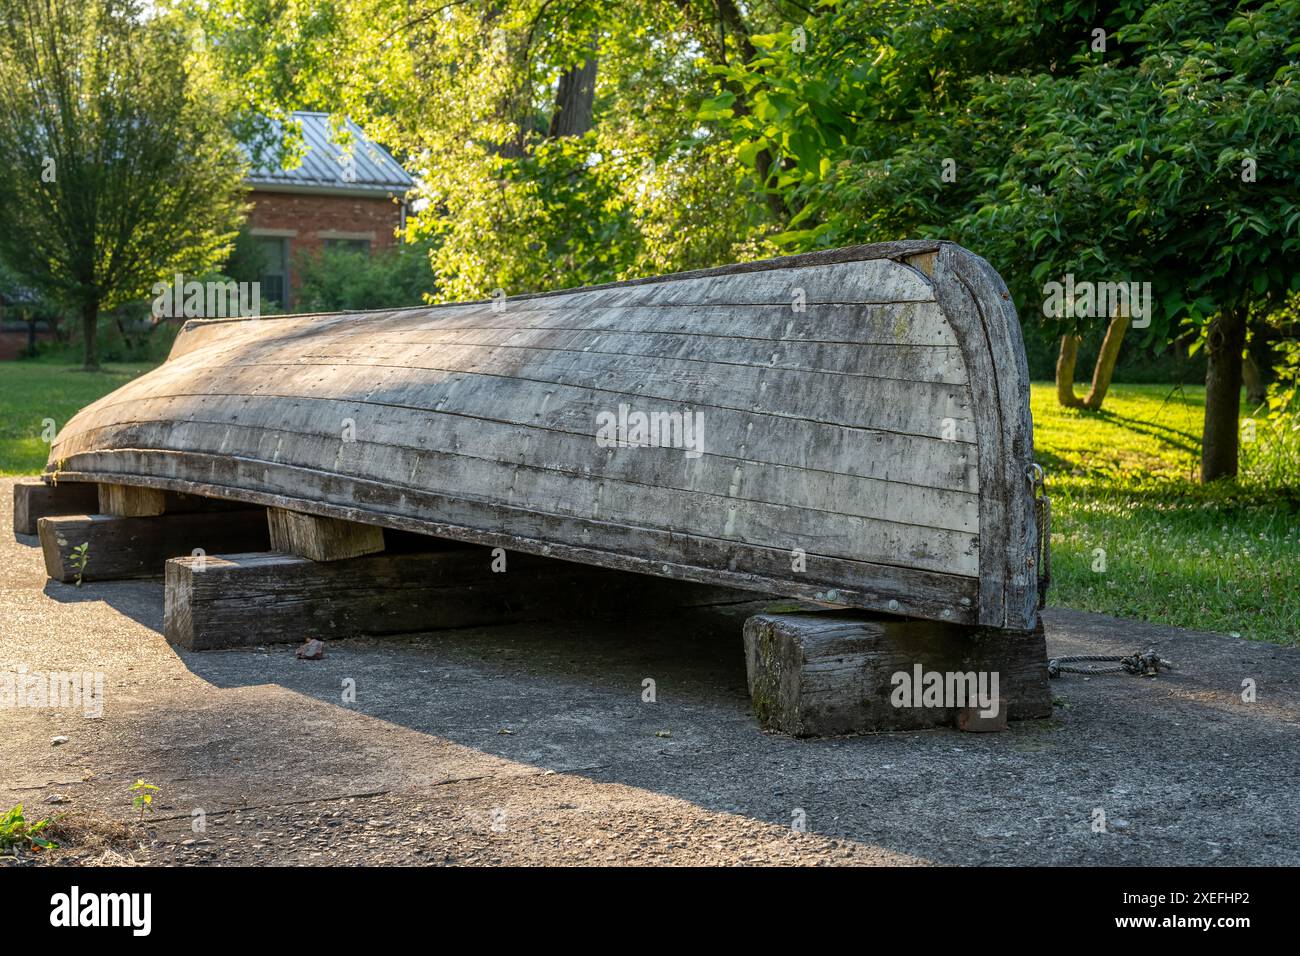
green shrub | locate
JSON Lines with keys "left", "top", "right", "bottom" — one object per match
{"left": 293, "top": 239, "right": 438, "bottom": 313}
{"left": 27, "top": 309, "right": 179, "bottom": 364}
{"left": 1242, "top": 339, "right": 1300, "bottom": 489}
{"left": 0, "top": 803, "right": 57, "bottom": 853}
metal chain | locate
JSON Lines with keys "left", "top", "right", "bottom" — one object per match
{"left": 1027, "top": 463, "right": 1051, "bottom": 608}
{"left": 1048, "top": 651, "right": 1174, "bottom": 679}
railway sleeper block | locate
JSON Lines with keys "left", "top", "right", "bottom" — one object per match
{"left": 165, "top": 546, "right": 759, "bottom": 650}
{"left": 38, "top": 510, "right": 271, "bottom": 583}
{"left": 743, "top": 610, "right": 1051, "bottom": 736}
{"left": 13, "top": 478, "right": 100, "bottom": 536}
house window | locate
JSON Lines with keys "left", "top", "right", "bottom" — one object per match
{"left": 256, "top": 236, "right": 289, "bottom": 309}
{"left": 324, "top": 238, "right": 371, "bottom": 256}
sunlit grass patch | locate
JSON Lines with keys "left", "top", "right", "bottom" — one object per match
{"left": 1031, "top": 383, "right": 1205, "bottom": 482}
{"left": 1033, "top": 384, "right": 1299, "bottom": 645}
{"left": 0, "top": 360, "right": 155, "bottom": 475}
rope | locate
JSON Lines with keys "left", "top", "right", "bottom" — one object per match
{"left": 1048, "top": 651, "right": 1174, "bottom": 679}
{"left": 1028, "top": 463, "right": 1051, "bottom": 609}
{"left": 1023, "top": 465, "right": 1174, "bottom": 680}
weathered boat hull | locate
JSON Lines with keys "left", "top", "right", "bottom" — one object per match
{"left": 47, "top": 240, "right": 1038, "bottom": 629}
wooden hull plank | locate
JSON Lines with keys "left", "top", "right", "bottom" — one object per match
{"left": 499, "top": 257, "right": 935, "bottom": 310}
{"left": 58, "top": 419, "right": 979, "bottom": 574}
{"left": 58, "top": 400, "right": 977, "bottom": 528}
{"left": 52, "top": 449, "right": 981, "bottom": 623}
{"left": 89, "top": 353, "right": 978, "bottom": 443}
{"left": 48, "top": 241, "right": 1038, "bottom": 628}
{"left": 61, "top": 412, "right": 980, "bottom": 533}
{"left": 69, "top": 379, "right": 979, "bottom": 492}
{"left": 308, "top": 326, "right": 970, "bottom": 385}
{"left": 60, "top": 394, "right": 980, "bottom": 512}
{"left": 404, "top": 301, "right": 958, "bottom": 347}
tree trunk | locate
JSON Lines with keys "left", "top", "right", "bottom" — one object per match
{"left": 81, "top": 299, "right": 99, "bottom": 371}
{"left": 1201, "top": 307, "right": 1247, "bottom": 482}
{"left": 1083, "top": 310, "right": 1130, "bottom": 410}
{"left": 1242, "top": 350, "right": 1267, "bottom": 407}
{"left": 547, "top": 55, "right": 597, "bottom": 138}
{"left": 1055, "top": 335, "right": 1083, "bottom": 407}
{"left": 114, "top": 316, "right": 133, "bottom": 352}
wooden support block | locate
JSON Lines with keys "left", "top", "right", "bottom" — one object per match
{"left": 13, "top": 478, "right": 99, "bottom": 536}
{"left": 96, "top": 483, "right": 243, "bottom": 517}
{"left": 38, "top": 510, "right": 270, "bottom": 583}
{"left": 743, "top": 611, "right": 1051, "bottom": 737}
{"left": 266, "top": 507, "right": 385, "bottom": 562}
{"left": 165, "top": 546, "right": 759, "bottom": 649}
{"left": 98, "top": 483, "right": 168, "bottom": 517}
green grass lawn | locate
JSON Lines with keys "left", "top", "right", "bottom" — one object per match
{"left": 1, "top": 360, "right": 1295, "bottom": 643}
{"left": 1033, "top": 384, "right": 1297, "bottom": 645}
{"left": 0, "top": 359, "right": 156, "bottom": 476}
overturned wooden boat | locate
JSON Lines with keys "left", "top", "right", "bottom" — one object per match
{"left": 46, "top": 240, "right": 1041, "bottom": 630}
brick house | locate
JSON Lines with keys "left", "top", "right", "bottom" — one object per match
{"left": 0, "top": 288, "right": 54, "bottom": 360}
{"left": 245, "top": 112, "right": 415, "bottom": 310}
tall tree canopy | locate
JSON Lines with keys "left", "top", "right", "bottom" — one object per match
{"left": 178, "top": 0, "right": 809, "bottom": 297}
{"left": 705, "top": 0, "right": 1299, "bottom": 477}
{"left": 0, "top": 0, "right": 247, "bottom": 369}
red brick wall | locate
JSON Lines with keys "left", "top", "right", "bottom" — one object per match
{"left": 246, "top": 189, "right": 405, "bottom": 298}
{"left": 0, "top": 330, "right": 49, "bottom": 361}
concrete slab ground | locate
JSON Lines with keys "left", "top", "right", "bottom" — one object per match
{"left": 1, "top": 478, "right": 1297, "bottom": 866}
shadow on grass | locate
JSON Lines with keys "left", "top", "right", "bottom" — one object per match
{"left": 1087, "top": 408, "right": 1200, "bottom": 455}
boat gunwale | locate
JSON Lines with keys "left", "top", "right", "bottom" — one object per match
{"left": 48, "top": 448, "right": 982, "bottom": 626}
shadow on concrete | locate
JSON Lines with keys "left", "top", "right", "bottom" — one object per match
{"left": 157, "top": 588, "right": 1300, "bottom": 865}
{"left": 11, "top": 517, "right": 1300, "bottom": 865}
{"left": 42, "top": 576, "right": 166, "bottom": 633}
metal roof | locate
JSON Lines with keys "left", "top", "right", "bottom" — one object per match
{"left": 244, "top": 112, "right": 415, "bottom": 195}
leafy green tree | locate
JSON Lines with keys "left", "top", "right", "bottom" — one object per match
{"left": 1124, "top": 0, "right": 1300, "bottom": 480}
{"left": 967, "top": 0, "right": 1300, "bottom": 479}
{"left": 179, "top": 0, "right": 785, "bottom": 296}
{"left": 176, "top": 0, "right": 1300, "bottom": 482}
{"left": 0, "top": 0, "right": 246, "bottom": 369}
{"left": 702, "top": 0, "right": 1160, "bottom": 411}
{"left": 708, "top": 0, "right": 1300, "bottom": 480}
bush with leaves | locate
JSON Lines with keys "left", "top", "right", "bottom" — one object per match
{"left": 0, "top": 804, "right": 57, "bottom": 853}
{"left": 293, "top": 240, "right": 440, "bottom": 313}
